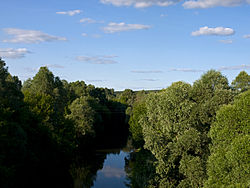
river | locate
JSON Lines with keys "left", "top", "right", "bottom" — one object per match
{"left": 92, "top": 150, "right": 129, "bottom": 188}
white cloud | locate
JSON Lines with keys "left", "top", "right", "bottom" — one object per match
{"left": 160, "top": 13, "right": 168, "bottom": 17}
{"left": 82, "top": 33, "right": 88, "bottom": 37}
{"left": 24, "top": 64, "right": 64, "bottom": 73}
{"left": 169, "top": 65, "right": 250, "bottom": 72}
{"left": 101, "top": 166, "right": 126, "bottom": 178}
{"left": 3, "top": 28, "right": 67, "bottom": 43}
{"left": 219, "top": 39, "right": 233, "bottom": 44}
{"left": 0, "top": 48, "right": 30, "bottom": 59}
{"left": 81, "top": 33, "right": 102, "bottom": 38}
{"left": 102, "top": 55, "right": 118, "bottom": 58}
{"left": 86, "top": 79, "right": 107, "bottom": 82}
{"left": 218, "top": 64, "right": 250, "bottom": 71}
{"left": 243, "top": 34, "right": 250, "bottom": 38}
{"left": 76, "top": 55, "right": 118, "bottom": 64}
{"left": 103, "top": 22, "right": 151, "bottom": 33}
{"left": 100, "top": 0, "right": 179, "bottom": 8}
{"left": 131, "top": 70, "right": 163, "bottom": 73}
{"left": 56, "top": 9, "right": 81, "bottom": 16}
{"left": 46, "top": 64, "right": 64, "bottom": 69}
{"left": 80, "top": 18, "right": 97, "bottom": 24}
{"left": 192, "top": 26, "right": 235, "bottom": 36}
{"left": 100, "top": 0, "right": 250, "bottom": 8}
{"left": 170, "top": 68, "right": 204, "bottom": 72}
{"left": 183, "top": 0, "right": 250, "bottom": 9}
{"left": 140, "top": 78, "right": 159, "bottom": 81}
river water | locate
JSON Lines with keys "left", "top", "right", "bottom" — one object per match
{"left": 92, "top": 150, "right": 129, "bottom": 188}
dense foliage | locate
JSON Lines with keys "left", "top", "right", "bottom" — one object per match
{"left": 205, "top": 90, "right": 250, "bottom": 187}
{"left": 0, "top": 57, "right": 249, "bottom": 188}
{"left": 0, "top": 59, "right": 128, "bottom": 187}
{"left": 127, "top": 70, "right": 249, "bottom": 188}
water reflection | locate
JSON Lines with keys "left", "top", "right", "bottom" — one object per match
{"left": 101, "top": 166, "right": 126, "bottom": 178}
{"left": 92, "top": 151, "right": 128, "bottom": 188}
{"left": 70, "top": 151, "right": 106, "bottom": 188}
{"left": 70, "top": 148, "right": 130, "bottom": 188}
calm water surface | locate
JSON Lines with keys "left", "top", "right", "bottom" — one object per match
{"left": 92, "top": 150, "right": 129, "bottom": 188}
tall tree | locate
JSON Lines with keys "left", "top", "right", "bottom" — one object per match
{"left": 66, "top": 96, "right": 96, "bottom": 139}
{"left": 0, "top": 58, "right": 27, "bottom": 187}
{"left": 142, "top": 82, "right": 205, "bottom": 187}
{"left": 140, "top": 71, "right": 234, "bottom": 187}
{"left": 205, "top": 90, "right": 250, "bottom": 187}
{"left": 191, "top": 70, "right": 234, "bottom": 129}
{"left": 231, "top": 71, "right": 250, "bottom": 92}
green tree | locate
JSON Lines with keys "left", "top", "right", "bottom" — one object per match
{"left": 65, "top": 81, "right": 88, "bottom": 103}
{"left": 0, "top": 59, "right": 27, "bottom": 186}
{"left": 142, "top": 82, "right": 205, "bottom": 187}
{"left": 129, "top": 91, "right": 147, "bottom": 148}
{"left": 67, "top": 96, "right": 96, "bottom": 138}
{"left": 22, "top": 66, "right": 76, "bottom": 150}
{"left": 129, "top": 102, "right": 146, "bottom": 148}
{"left": 191, "top": 70, "right": 234, "bottom": 128}
{"left": 140, "top": 71, "right": 234, "bottom": 187}
{"left": 26, "top": 66, "right": 55, "bottom": 95}
{"left": 231, "top": 71, "right": 250, "bottom": 92}
{"left": 125, "top": 149, "right": 157, "bottom": 188}
{"left": 118, "top": 89, "right": 135, "bottom": 106}
{"left": 205, "top": 90, "right": 250, "bottom": 188}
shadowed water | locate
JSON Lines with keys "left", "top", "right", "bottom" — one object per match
{"left": 92, "top": 150, "right": 128, "bottom": 188}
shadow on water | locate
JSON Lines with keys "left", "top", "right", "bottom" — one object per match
{"left": 6, "top": 122, "right": 131, "bottom": 188}
{"left": 71, "top": 124, "right": 130, "bottom": 188}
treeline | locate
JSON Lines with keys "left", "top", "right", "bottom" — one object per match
{"left": 0, "top": 58, "right": 128, "bottom": 188}
{"left": 126, "top": 70, "right": 250, "bottom": 188}
{"left": 1, "top": 57, "right": 249, "bottom": 188}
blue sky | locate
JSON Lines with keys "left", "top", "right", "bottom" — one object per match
{"left": 0, "top": 0, "right": 249, "bottom": 90}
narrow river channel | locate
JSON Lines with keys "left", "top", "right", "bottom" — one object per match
{"left": 92, "top": 150, "right": 129, "bottom": 188}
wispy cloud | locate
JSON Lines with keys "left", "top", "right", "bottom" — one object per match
{"left": 101, "top": 166, "right": 126, "bottom": 178}
{"left": 219, "top": 39, "right": 233, "bottom": 44}
{"left": 160, "top": 13, "right": 168, "bottom": 17}
{"left": 24, "top": 64, "right": 64, "bottom": 73}
{"left": 46, "top": 64, "right": 65, "bottom": 69}
{"left": 86, "top": 79, "right": 107, "bottom": 82}
{"left": 218, "top": 64, "right": 250, "bottom": 71}
{"left": 243, "top": 34, "right": 250, "bottom": 38}
{"left": 131, "top": 70, "right": 163, "bottom": 73}
{"left": 102, "top": 55, "right": 118, "bottom": 58}
{"left": 80, "top": 18, "right": 98, "bottom": 24}
{"left": 0, "top": 48, "right": 30, "bottom": 59}
{"left": 103, "top": 22, "right": 151, "bottom": 33}
{"left": 131, "top": 86, "right": 164, "bottom": 90}
{"left": 100, "top": 0, "right": 179, "bottom": 8}
{"left": 3, "top": 28, "right": 67, "bottom": 43}
{"left": 81, "top": 33, "right": 102, "bottom": 38}
{"left": 169, "top": 65, "right": 250, "bottom": 72}
{"left": 76, "top": 55, "right": 118, "bottom": 64}
{"left": 82, "top": 33, "right": 88, "bottom": 37}
{"left": 170, "top": 68, "right": 204, "bottom": 72}
{"left": 56, "top": 10, "right": 82, "bottom": 16}
{"left": 101, "top": 0, "right": 250, "bottom": 9}
{"left": 192, "top": 26, "right": 235, "bottom": 36}
{"left": 139, "top": 78, "right": 159, "bottom": 81}
{"left": 183, "top": 0, "right": 250, "bottom": 9}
